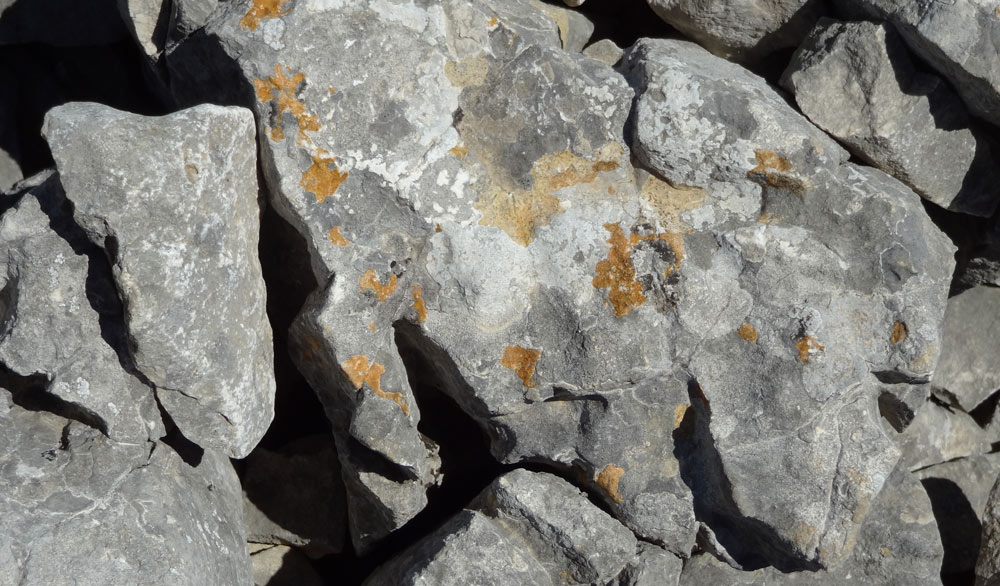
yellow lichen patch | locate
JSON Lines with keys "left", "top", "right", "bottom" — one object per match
{"left": 673, "top": 404, "right": 689, "bottom": 429}
{"left": 341, "top": 355, "right": 410, "bottom": 416}
{"left": 239, "top": 0, "right": 291, "bottom": 30}
{"left": 738, "top": 323, "right": 758, "bottom": 343}
{"left": 448, "top": 144, "right": 469, "bottom": 160}
{"left": 500, "top": 345, "right": 541, "bottom": 388}
{"left": 368, "top": 322, "right": 377, "bottom": 332}
{"left": 434, "top": 223, "right": 443, "bottom": 233}
{"left": 747, "top": 149, "right": 808, "bottom": 194}
{"left": 253, "top": 64, "right": 321, "bottom": 145}
{"left": 328, "top": 226, "right": 349, "bottom": 246}
{"left": 488, "top": 15, "right": 499, "bottom": 27}
{"left": 880, "top": 546, "right": 892, "bottom": 557}
{"left": 796, "top": 336, "right": 825, "bottom": 364}
{"left": 445, "top": 53, "right": 490, "bottom": 87}
{"left": 596, "top": 464, "right": 625, "bottom": 504}
{"left": 411, "top": 284, "right": 428, "bottom": 323}
{"left": 593, "top": 223, "right": 646, "bottom": 318}
{"left": 890, "top": 321, "right": 908, "bottom": 344}
{"left": 360, "top": 269, "right": 399, "bottom": 302}
{"left": 640, "top": 174, "right": 705, "bottom": 230}
{"left": 301, "top": 149, "right": 348, "bottom": 203}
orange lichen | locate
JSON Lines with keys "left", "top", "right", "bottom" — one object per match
{"left": 328, "top": 226, "right": 349, "bottom": 246}
{"left": 673, "top": 404, "right": 689, "bottom": 430}
{"left": 341, "top": 355, "right": 409, "bottom": 416}
{"left": 593, "top": 222, "right": 684, "bottom": 317}
{"left": 434, "top": 223, "right": 443, "bottom": 233}
{"left": 368, "top": 322, "right": 377, "bottom": 332}
{"left": 448, "top": 144, "right": 469, "bottom": 159}
{"left": 301, "top": 149, "right": 348, "bottom": 203}
{"left": 738, "top": 323, "right": 758, "bottom": 343}
{"left": 360, "top": 269, "right": 399, "bottom": 302}
{"left": 596, "top": 465, "right": 625, "bottom": 504}
{"left": 411, "top": 284, "right": 428, "bottom": 323}
{"left": 747, "top": 149, "right": 808, "bottom": 194}
{"left": 890, "top": 321, "right": 908, "bottom": 345}
{"left": 239, "top": 0, "right": 291, "bottom": 30}
{"left": 796, "top": 336, "right": 825, "bottom": 364}
{"left": 608, "top": 187, "right": 616, "bottom": 195}
{"left": 488, "top": 15, "right": 499, "bottom": 27}
{"left": 253, "top": 64, "right": 321, "bottom": 145}
{"left": 500, "top": 345, "right": 541, "bottom": 388}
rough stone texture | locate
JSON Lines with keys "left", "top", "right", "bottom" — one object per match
{"left": 878, "top": 383, "right": 930, "bottom": 433}
{"left": 583, "top": 38, "right": 625, "bottom": 66}
{"left": 646, "top": 0, "right": 828, "bottom": 62}
{"left": 933, "top": 286, "right": 1000, "bottom": 412}
{"left": 978, "top": 472, "right": 1000, "bottom": 586}
{"left": 249, "top": 544, "right": 325, "bottom": 586}
{"left": 242, "top": 434, "right": 347, "bottom": 554}
{"left": 118, "top": 0, "right": 221, "bottom": 60}
{"left": 782, "top": 18, "right": 1000, "bottom": 216}
{"left": 365, "top": 469, "right": 636, "bottom": 586}
{"left": 612, "top": 542, "right": 683, "bottom": 586}
{"left": 679, "top": 464, "right": 944, "bottom": 584}
{"left": 0, "top": 173, "right": 161, "bottom": 442}
{"left": 897, "top": 399, "right": 992, "bottom": 470}
{"left": 622, "top": 37, "right": 955, "bottom": 570}
{"left": 839, "top": 0, "right": 1000, "bottom": 127}
{"left": 0, "top": 0, "right": 127, "bottom": 46}
{"left": 42, "top": 102, "right": 275, "bottom": 459}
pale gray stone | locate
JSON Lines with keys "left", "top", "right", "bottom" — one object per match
{"left": 612, "top": 542, "right": 683, "bottom": 586}
{"left": 933, "top": 286, "right": 1000, "bottom": 412}
{"left": 898, "top": 399, "right": 992, "bottom": 470}
{"left": 118, "top": 0, "right": 220, "bottom": 60}
{"left": 646, "top": 0, "right": 827, "bottom": 61}
{"left": 782, "top": 19, "right": 1000, "bottom": 216}
{"left": 0, "top": 148, "right": 19, "bottom": 192}
{"left": 977, "top": 472, "right": 1000, "bottom": 586}
{"left": 878, "top": 383, "right": 931, "bottom": 433}
{"left": 42, "top": 102, "right": 275, "bottom": 458}
{"left": 838, "top": 0, "right": 1000, "bottom": 127}
{"left": 584, "top": 38, "right": 625, "bottom": 66}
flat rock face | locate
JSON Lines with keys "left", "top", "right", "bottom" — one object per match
{"left": 42, "top": 102, "right": 276, "bottom": 459}
{"left": 782, "top": 18, "right": 1000, "bottom": 216}
{"left": 838, "top": 0, "right": 1000, "bottom": 127}
{"left": 977, "top": 473, "right": 1000, "bottom": 585}
{"left": 933, "top": 286, "right": 1000, "bottom": 412}
{"left": 897, "top": 399, "right": 993, "bottom": 470}
{"left": 646, "top": 0, "right": 827, "bottom": 61}
{"left": 614, "top": 542, "right": 683, "bottom": 586}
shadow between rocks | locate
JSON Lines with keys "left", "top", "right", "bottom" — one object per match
{"left": 921, "top": 476, "right": 981, "bottom": 586}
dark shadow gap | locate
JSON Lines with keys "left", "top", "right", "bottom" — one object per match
{"left": 0, "top": 364, "right": 109, "bottom": 435}
{"left": 921, "top": 476, "right": 980, "bottom": 586}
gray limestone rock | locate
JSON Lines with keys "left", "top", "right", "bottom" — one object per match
{"left": 838, "top": 0, "right": 1000, "bottom": 127}
{"left": 42, "top": 102, "right": 275, "bottom": 459}
{"left": 0, "top": 173, "right": 160, "bottom": 443}
{"left": 933, "top": 285, "right": 1000, "bottom": 412}
{"left": 781, "top": 19, "right": 1000, "bottom": 216}
{"left": 977, "top": 473, "right": 1000, "bottom": 586}
{"left": 897, "top": 399, "right": 992, "bottom": 470}
{"left": 612, "top": 542, "right": 683, "bottom": 586}
{"left": 242, "top": 434, "right": 347, "bottom": 554}
{"left": 646, "top": 0, "right": 828, "bottom": 62}
{"left": 878, "top": 383, "right": 931, "bottom": 433}
{"left": 584, "top": 38, "right": 625, "bottom": 66}
{"left": 118, "top": 0, "right": 221, "bottom": 60}
{"left": 365, "top": 469, "right": 636, "bottom": 586}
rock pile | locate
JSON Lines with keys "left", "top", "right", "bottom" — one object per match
{"left": 1, "top": 0, "right": 999, "bottom": 584}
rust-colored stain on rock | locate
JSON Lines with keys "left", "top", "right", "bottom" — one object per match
{"left": 253, "top": 64, "right": 321, "bottom": 145}
{"left": 593, "top": 222, "right": 684, "bottom": 317}
{"left": 796, "top": 336, "right": 825, "bottom": 364}
{"left": 448, "top": 144, "right": 469, "bottom": 160}
{"left": 488, "top": 15, "right": 499, "bottom": 27}
{"left": 411, "top": 284, "right": 428, "bottom": 323}
{"left": 738, "top": 323, "right": 758, "bottom": 343}
{"left": 500, "top": 345, "right": 541, "bottom": 388}
{"left": 673, "top": 404, "right": 689, "bottom": 429}
{"left": 890, "top": 321, "right": 908, "bottom": 344}
{"left": 328, "top": 226, "right": 349, "bottom": 246}
{"left": 342, "top": 354, "right": 410, "bottom": 416}
{"left": 747, "top": 149, "right": 808, "bottom": 194}
{"left": 445, "top": 53, "right": 490, "bottom": 87}
{"left": 301, "top": 149, "right": 348, "bottom": 203}
{"left": 596, "top": 464, "right": 625, "bottom": 504}
{"left": 640, "top": 174, "right": 705, "bottom": 230}
{"left": 360, "top": 269, "right": 399, "bottom": 302}
{"left": 239, "top": 0, "right": 291, "bottom": 30}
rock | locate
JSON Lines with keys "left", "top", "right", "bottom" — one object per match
{"left": 249, "top": 544, "right": 325, "bottom": 586}
{"left": 878, "top": 383, "right": 930, "bottom": 433}
{"left": 977, "top": 473, "right": 1000, "bottom": 585}
{"left": 241, "top": 434, "right": 347, "bottom": 554}
{"left": 838, "top": 0, "right": 1000, "bottom": 127}
{"left": 781, "top": 19, "right": 1000, "bottom": 216}
{"left": 563, "top": 0, "right": 585, "bottom": 7}
{"left": 532, "top": 0, "right": 595, "bottom": 52}
{"left": 0, "top": 148, "right": 19, "bottom": 192}
{"left": 917, "top": 453, "right": 1000, "bottom": 581}
{"left": 0, "top": 172, "right": 160, "bottom": 442}
{"left": 897, "top": 399, "right": 992, "bottom": 470}
{"left": 365, "top": 469, "right": 636, "bottom": 586}
{"left": 42, "top": 102, "right": 275, "bottom": 458}
{"left": 584, "top": 38, "right": 625, "bottom": 66}
{"left": 612, "top": 542, "right": 683, "bottom": 586}
{"left": 679, "top": 463, "right": 943, "bottom": 585}
{"left": 933, "top": 286, "right": 1000, "bottom": 412}
{"left": 646, "top": 0, "right": 828, "bottom": 62}
{"left": 0, "top": 0, "right": 127, "bottom": 46}
{"left": 118, "top": 0, "right": 221, "bottom": 60}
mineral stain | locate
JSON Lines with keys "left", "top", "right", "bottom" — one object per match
{"left": 341, "top": 354, "right": 410, "bottom": 416}
{"left": 500, "top": 345, "right": 541, "bottom": 388}
{"left": 596, "top": 464, "right": 625, "bottom": 504}
{"left": 360, "top": 269, "right": 399, "bottom": 302}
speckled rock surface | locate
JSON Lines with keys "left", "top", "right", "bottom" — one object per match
{"left": 977, "top": 472, "right": 1000, "bottom": 585}
{"left": 42, "top": 102, "right": 275, "bottom": 459}
{"left": 897, "top": 399, "right": 992, "bottom": 470}
{"left": 933, "top": 286, "right": 1000, "bottom": 412}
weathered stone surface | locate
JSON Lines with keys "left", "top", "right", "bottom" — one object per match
{"left": 0, "top": 171, "right": 159, "bottom": 442}
{"left": 43, "top": 102, "right": 275, "bottom": 458}
{"left": 838, "top": 0, "right": 1000, "bottom": 127}
{"left": 646, "top": 0, "right": 828, "bottom": 61}
{"left": 584, "top": 38, "right": 624, "bottom": 66}
{"left": 977, "top": 472, "right": 1000, "bottom": 585}
{"left": 534, "top": 0, "right": 594, "bottom": 52}
{"left": 365, "top": 469, "right": 636, "bottom": 586}
{"left": 242, "top": 434, "right": 347, "bottom": 554}
{"left": 783, "top": 19, "right": 1000, "bottom": 216}
{"left": 878, "top": 383, "right": 930, "bottom": 433}
{"left": 897, "top": 399, "right": 992, "bottom": 470}
{"left": 613, "top": 542, "right": 683, "bottom": 586}
{"left": 933, "top": 286, "right": 1000, "bottom": 412}
{"left": 249, "top": 544, "right": 325, "bottom": 586}
{"left": 119, "top": 0, "right": 221, "bottom": 60}
{"left": 679, "top": 464, "right": 943, "bottom": 585}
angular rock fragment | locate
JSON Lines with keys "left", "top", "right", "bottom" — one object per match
{"left": 977, "top": 472, "right": 1000, "bottom": 585}
{"left": 782, "top": 19, "right": 1000, "bottom": 216}
{"left": 646, "top": 0, "right": 828, "bottom": 62}
{"left": 878, "top": 383, "right": 930, "bottom": 433}
{"left": 933, "top": 286, "right": 1000, "bottom": 412}
{"left": 839, "top": 0, "right": 1000, "bottom": 127}
{"left": 119, "top": 0, "right": 220, "bottom": 60}
{"left": 365, "top": 469, "right": 636, "bottom": 586}
{"left": 897, "top": 399, "right": 992, "bottom": 470}
{"left": 43, "top": 102, "right": 275, "bottom": 458}
{"left": 584, "top": 38, "right": 625, "bottom": 66}
{"left": 0, "top": 172, "right": 159, "bottom": 442}
{"left": 613, "top": 542, "right": 683, "bottom": 586}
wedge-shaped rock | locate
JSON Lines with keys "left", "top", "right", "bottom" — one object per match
{"left": 933, "top": 286, "right": 1000, "bottom": 412}
{"left": 839, "top": 0, "right": 1000, "bottom": 127}
{"left": 614, "top": 542, "right": 683, "bottom": 586}
{"left": 898, "top": 398, "right": 992, "bottom": 470}
{"left": 42, "top": 102, "right": 275, "bottom": 458}
{"left": 365, "top": 469, "right": 636, "bottom": 586}
{"left": 782, "top": 19, "right": 1000, "bottom": 216}
{"left": 0, "top": 173, "right": 158, "bottom": 442}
